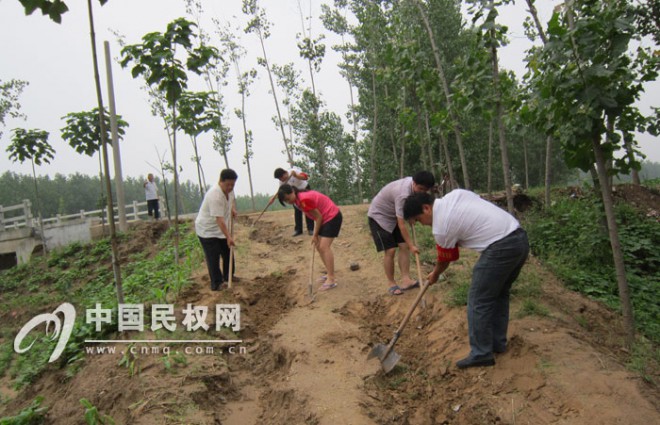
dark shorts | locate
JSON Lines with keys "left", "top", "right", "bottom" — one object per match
{"left": 319, "top": 211, "right": 342, "bottom": 238}
{"left": 368, "top": 217, "right": 404, "bottom": 252}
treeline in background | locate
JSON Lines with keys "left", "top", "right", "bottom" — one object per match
{"left": 0, "top": 172, "right": 289, "bottom": 219}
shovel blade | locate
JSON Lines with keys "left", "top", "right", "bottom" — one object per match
{"left": 367, "top": 344, "right": 401, "bottom": 373}
{"left": 381, "top": 350, "right": 401, "bottom": 374}
{"left": 367, "top": 343, "right": 387, "bottom": 360}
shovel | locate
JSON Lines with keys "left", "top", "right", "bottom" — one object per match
{"left": 367, "top": 281, "right": 431, "bottom": 373}
{"left": 252, "top": 201, "right": 271, "bottom": 227}
{"left": 411, "top": 224, "right": 427, "bottom": 309}
{"left": 308, "top": 249, "right": 316, "bottom": 301}
{"left": 228, "top": 215, "right": 235, "bottom": 289}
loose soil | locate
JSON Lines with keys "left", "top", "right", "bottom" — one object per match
{"left": 1, "top": 202, "right": 658, "bottom": 424}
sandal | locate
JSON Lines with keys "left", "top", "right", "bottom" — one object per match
{"left": 319, "top": 282, "right": 337, "bottom": 291}
{"left": 402, "top": 280, "right": 420, "bottom": 290}
{"left": 316, "top": 275, "right": 328, "bottom": 283}
{"left": 388, "top": 285, "right": 404, "bottom": 295}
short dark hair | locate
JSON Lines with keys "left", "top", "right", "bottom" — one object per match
{"left": 277, "top": 183, "right": 299, "bottom": 206}
{"left": 274, "top": 168, "right": 287, "bottom": 179}
{"left": 412, "top": 171, "right": 435, "bottom": 189}
{"left": 220, "top": 168, "right": 238, "bottom": 182}
{"left": 403, "top": 192, "right": 435, "bottom": 220}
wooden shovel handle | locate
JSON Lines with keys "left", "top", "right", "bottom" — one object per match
{"left": 381, "top": 282, "right": 431, "bottom": 360}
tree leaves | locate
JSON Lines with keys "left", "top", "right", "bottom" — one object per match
{"left": 7, "top": 128, "right": 54, "bottom": 165}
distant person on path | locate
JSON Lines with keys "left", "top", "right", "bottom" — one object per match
{"left": 403, "top": 190, "right": 529, "bottom": 369}
{"left": 144, "top": 173, "right": 160, "bottom": 220}
{"left": 278, "top": 184, "right": 342, "bottom": 291}
{"left": 268, "top": 167, "right": 314, "bottom": 236}
{"left": 367, "top": 171, "right": 436, "bottom": 295}
{"left": 195, "top": 169, "right": 239, "bottom": 291}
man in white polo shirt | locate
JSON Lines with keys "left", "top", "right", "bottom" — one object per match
{"left": 403, "top": 190, "right": 529, "bottom": 369}
{"left": 144, "top": 173, "right": 160, "bottom": 219}
{"left": 195, "top": 169, "right": 238, "bottom": 291}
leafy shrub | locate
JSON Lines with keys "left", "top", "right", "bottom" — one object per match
{"left": 0, "top": 396, "right": 48, "bottom": 424}
{"left": 524, "top": 193, "right": 660, "bottom": 342}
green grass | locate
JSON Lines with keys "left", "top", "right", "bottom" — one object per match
{"left": 0, "top": 222, "right": 204, "bottom": 390}
{"left": 516, "top": 299, "right": 550, "bottom": 318}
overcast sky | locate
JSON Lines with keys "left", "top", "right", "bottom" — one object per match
{"left": 1, "top": 0, "right": 657, "bottom": 199}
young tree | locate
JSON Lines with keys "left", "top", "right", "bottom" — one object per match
{"left": 6, "top": 128, "right": 54, "bottom": 252}
{"left": 215, "top": 21, "right": 258, "bottom": 210}
{"left": 0, "top": 79, "right": 29, "bottom": 139}
{"left": 16, "top": 0, "right": 126, "bottom": 305}
{"left": 61, "top": 108, "right": 128, "bottom": 234}
{"left": 528, "top": 0, "right": 659, "bottom": 346}
{"left": 465, "top": 0, "right": 515, "bottom": 212}
{"left": 176, "top": 91, "right": 220, "bottom": 197}
{"left": 242, "top": 0, "right": 294, "bottom": 165}
{"left": 186, "top": 0, "right": 234, "bottom": 168}
{"left": 413, "top": 0, "right": 471, "bottom": 190}
{"left": 321, "top": 2, "right": 364, "bottom": 200}
{"left": 121, "top": 17, "right": 218, "bottom": 264}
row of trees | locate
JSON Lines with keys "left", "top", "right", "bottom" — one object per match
{"left": 0, "top": 171, "right": 203, "bottom": 219}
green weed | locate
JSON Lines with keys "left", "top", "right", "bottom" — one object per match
{"left": 80, "top": 398, "right": 115, "bottom": 425}
{"left": 0, "top": 396, "right": 48, "bottom": 424}
{"left": 516, "top": 299, "right": 550, "bottom": 318}
{"left": 446, "top": 281, "right": 470, "bottom": 307}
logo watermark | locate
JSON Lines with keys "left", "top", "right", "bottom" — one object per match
{"left": 14, "top": 303, "right": 243, "bottom": 362}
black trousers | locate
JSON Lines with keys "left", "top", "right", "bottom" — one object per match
{"left": 198, "top": 236, "right": 235, "bottom": 289}
{"left": 294, "top": 207, "right": 315, "bottom": 233}
{"left": 147, "top": 199, "right": 160, "bottom": 219}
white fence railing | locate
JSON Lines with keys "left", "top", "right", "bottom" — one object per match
{"left": 0, "top": 198, "right": 167, "bottom": 232}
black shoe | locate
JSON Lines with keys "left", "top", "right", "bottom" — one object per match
{"left": 493, "top": 346, "right": 506, "bottom": 354}
{"left": 231, "top": 276, "right": 241, "bottom": 283}
{"left": 456, "top": 356, "right": 495, "bottom": 369}
{"left": 211, "top": 284, "right": 223, "bottom": 291}
{"left": 292, "top": 231, "right": 303, "bottom": 237}
{"left": 307, "top": 230, "right": 314, "bottom": 236}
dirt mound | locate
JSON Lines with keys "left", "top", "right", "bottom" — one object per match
{"left": 612, "top": 183, "right": 660, "bottom": 218}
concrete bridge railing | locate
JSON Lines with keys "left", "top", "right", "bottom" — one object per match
{"left": 0, "top": 198, "right": 168, "bottom": 268}
{"left": 0, "top": 198, "right": 168, "bottom": 231}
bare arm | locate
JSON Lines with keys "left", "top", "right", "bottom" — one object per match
{"left": 216, "top": 217, "right": 234, "bottom": 246}
{"left": 427, "top": 261, "right": 450, "bottom": 285}
{"left": 309, "top": 209, "right": 323, "bottom": 246}
{"left": 396, "top": 216, "right": 418, "bottom": 254}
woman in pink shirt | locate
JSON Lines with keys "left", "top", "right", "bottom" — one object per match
{"left": 278, "top": 184, "right": 343, "bottom": 291}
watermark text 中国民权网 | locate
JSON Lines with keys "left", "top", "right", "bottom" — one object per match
{"left": 14, "top": 303, "right": 242, "bottom": 362}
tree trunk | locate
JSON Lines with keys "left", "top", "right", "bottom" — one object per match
{"left": 87, "top": 0, "right": 123, "bottom": 304}
{"left": 347, "top": 71, "right": 363, "bottom": 201}
{"left": 489, "top": 17, "right": 514, "bottom": 213}
{"left": 240, "top": 89, "right": 256, "bottom": 211}
{"left": 414, "top": 0, "right": 470, "bottom": 189}
{"left": 592, "top": 133, "right": 635, "bottom": 347}
{"left": 439, "top": 132, "right": 456, "bottom": 190}
{"left": 156, "top": 148, "right": 172, "bottom": 223}
{"left": 31, "top": 160, "right": 47, "bottom": 253}
{"left": 523, "top": 138, "right": 530, "bottom": 190}
{"left": 191, "top": 136, "right": 205, "bottom": 199}
{"left": 623, "top": 132, "right": 641, "bottom": 185}
{"left": 171, "top": 101, "right": 180, "bottom": 265}
{"left": 423, "top": 110, "right": 437, "bottom": 177}
{"left": 257, "top": 29, "right": 293, "bottom": 166}
{"left": 545, "top": 134, "right": 553, "bottom": 208}
{"left": 527, "top": 0, "right": 553, "bottom": 207}
{"left": 370, "top": 70, "right": 378, "bottom": 196}
{"left": 488, "top": 119, "right": 493, "bottom": 195}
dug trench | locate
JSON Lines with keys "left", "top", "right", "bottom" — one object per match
{"left": 2, "top": 204, "right": 659, "bottom": 424}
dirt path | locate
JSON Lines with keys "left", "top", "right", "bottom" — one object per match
{"left": 2, "top": 204, "right": 658, "bottom": 424}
